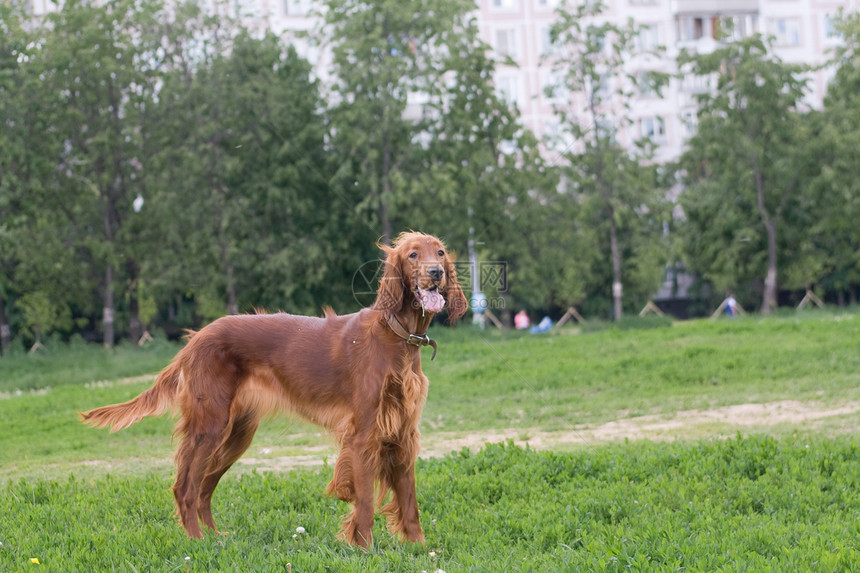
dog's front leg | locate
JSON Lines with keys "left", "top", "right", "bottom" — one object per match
{"left": 387, "top": 460, "right": 424, "bottom": 542}
{"left": 379, "top": 428, "right": 424, "bottom": 543}
{"left": 336, "top": 431, "right": 376, "bottom": 548}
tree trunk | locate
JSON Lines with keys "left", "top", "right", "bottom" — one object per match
{"left": 0, "top": 292, "right": 10, "bottom": 355}
{"left": 379, "top": 138, "right": 393, "bottom": 246}
{"left": 225, "top": 267, "right": 238, "bottom": 315}
{"left": 127, "top": 260, "right": 142, "bottom": 344}
{"left": 752, "top": 153, "right": 778, "bottom": 314}
{"left": 379, "top": 199, "right": 392, "bottom": 246}
{"left": 760, "top": 214, "right": 778, "bottom": 314}
{"left": 103, "top": 264, "right": 115, "bottom": 348}
{"left": 762, "top": 219, "right": 778, "bottom": 314}
{"left": 609, "top": 209, "right": 623, "bottom": 320}
{"left": 220, "top": 238, "right": 238, "bottom": 315}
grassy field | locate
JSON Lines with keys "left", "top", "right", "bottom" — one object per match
{"left": 2, "top": 310, "right": 860, "bottom": 570}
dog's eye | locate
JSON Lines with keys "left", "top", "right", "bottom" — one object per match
{"left": 409, "top": 252, "right": 418, "bottom": 259}
{"left": 437, "top": 250, "right": 445, "bottom": 257}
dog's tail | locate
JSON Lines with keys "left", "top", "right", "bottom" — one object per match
{"left": 80, "top": 360, "right": 182, "bottom": 432}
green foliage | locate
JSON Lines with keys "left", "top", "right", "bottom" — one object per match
{"left": 15, "top": 292, "right": 73, "bottom": 344}
{"left": 804, "top": 10, "right": 860, "bottom": 301}
{"left": 323, "top": 0, "right": 486, "bottom": 243}
{"left": 543, "top": 0, "right": 672, "bottom": 318}
{"left": 677, "top": 35, "right": 815, "bottom": 312}
{"left": 6, "top": 0, "right": 860, "bottom": 351}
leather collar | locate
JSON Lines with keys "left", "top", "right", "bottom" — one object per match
{"left": 386, "top": 314, "right": 438, "bottom": 360}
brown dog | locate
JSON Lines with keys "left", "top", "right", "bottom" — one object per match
{"left": 81, "top": 232, "right": 467, "bottom": 547}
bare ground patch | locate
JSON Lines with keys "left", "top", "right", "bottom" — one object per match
{"left": 233, "top": 399, "right": 860, "bottom": 473}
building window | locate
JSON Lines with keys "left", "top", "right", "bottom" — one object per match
{"left": 639, "top": 116, "right": 666, "bottom": 142}
{"left": 495, "top": 28, "right": 518, "bottom": 59}
{"left": 492, "top": 0, "right": 516, "bottom": 9}
{"left": 496, "top": 75, "right": 520, "bottom": 105}
{"left": 769, "top": 18, "right": 801, "bottom": 47}
{"left": 680, "top": 70, "right": 710, "bottom": 93}
{"left": 595, "top": 118, "right": 617, "bottom": 144}
{"left": 637, "top": 23, "right": 661, "bottom": 51}
{"left": 717, "top": 14, "right": 758, "bottom": 41}
{"left": 541, "top": 71, "right": 568, "bottom": 103}
{"left": 284, "top": 0, "right": 309, "bottom": 15}
{"left": 544, "top": 121, "right": 573, "bottom": 152}
{"left": 636, "top": 71, "right": 660, "bottom": 98}
{"left": 677, "top": 15, "right": 705, "bottom": 42}
{"left": 540, "top": 26, "right": 555, "bottom": 56}
{"left": 824, "top": 16, "right": 841, "bottom": 40}
{"left": 629, "top": 0, "right": 658, "bottom": 5}
{"left": 681, "top": 110, "right": 697, "bottom": 136}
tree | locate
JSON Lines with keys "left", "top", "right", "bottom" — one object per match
{"left": 678, "top": 35, "right": 811, "bottom": 312}
{"left": 0, "top": 2, "right": 38, "bottom": 353}
{"left": 145, "top": 11, "right": 349, "bottom": 320}
{"left": 322, "top": 0, "right": 482, "bottom": 245}
{"left": 0, "top": 2, "right": 94, "bottom": 352}
{"left": 544, "top": 0, "right": 671, "bottom": 319}
{"left": 38, "top": 0, "right": 162, "bottom": 346}
{"left": 381, "top": 4, "right": 556, "bottom": 313}
{"left": 806, "top": 10, "right": 860, "bottom": 304}
{"left": 17, "top": 292, "right": 73, "bottom": 351}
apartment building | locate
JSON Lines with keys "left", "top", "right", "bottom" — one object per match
{"left": 257, "top": 0, "right": 857, "bottom": 163}
{"left": 477, "top": 0, "right": 858, "bottom": 163}
{"left": 27, "top": 0, "right": 859, "bottom": 162}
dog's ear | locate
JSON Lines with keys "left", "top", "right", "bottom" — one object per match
{"left": 444, "top": 253, "right": 468, "bottom": 323}
{"left": 374, "top": 242, "right": 405, "bottom": 315}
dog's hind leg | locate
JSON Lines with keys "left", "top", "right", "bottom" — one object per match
{"left": 196, "top": 408, "right": 260, "bottom": 533}
{"left": 172, "top": 398, "right": 234, "bottom": 538}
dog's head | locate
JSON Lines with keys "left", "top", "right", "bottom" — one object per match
{"left": 374, "top": 232, "right": 467, "bottom": 322}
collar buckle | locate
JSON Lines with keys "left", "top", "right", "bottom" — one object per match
{"left": 407, "top": 333, "right": 430, "bottom": 347}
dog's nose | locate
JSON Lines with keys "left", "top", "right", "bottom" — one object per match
{"left": 428, "top": 267, "right": 444, "bottom": 282}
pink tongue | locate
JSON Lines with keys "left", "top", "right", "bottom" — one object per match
{"left": 418, "top": 288, "right": 446, "bottom": 312}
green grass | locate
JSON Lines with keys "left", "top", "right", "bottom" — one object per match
{"left": 5, "top": 310, "right": 860, "bottom": 480}
{"left": 0, "top": 337, "right": 179, "bottom": 393}
{"left": 2, "top": 309, "right": 860, "bottom": 570}
{"left": 2, "top": 439, "right": 859, "bottom": 571}
{"left": 422, "top": 310, "right": 860, "bottom": 430}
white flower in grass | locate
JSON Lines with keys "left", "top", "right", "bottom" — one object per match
{"left": 429, "top": 551, "right": 437, "bottom": 561}
{"left": 295, "top": 526, "right": 306, "bottom": 534}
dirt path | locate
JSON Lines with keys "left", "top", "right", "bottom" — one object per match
{"left": 236, "top": 399, "right": 860, "bottom": 473}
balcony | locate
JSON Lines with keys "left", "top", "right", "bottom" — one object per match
{"left": 671, "top": 0, "right": 758, "bottom": 13}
